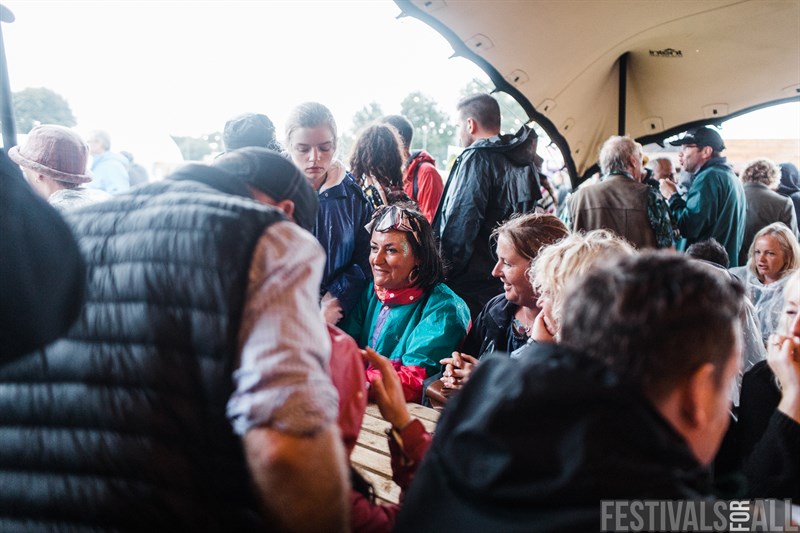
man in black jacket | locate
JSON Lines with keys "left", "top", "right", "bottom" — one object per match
{"left": 433, "top": 93, "right": 541, "bottom": 318}
{"left": 397, "top": 252, "right": 744, "bottom": 532}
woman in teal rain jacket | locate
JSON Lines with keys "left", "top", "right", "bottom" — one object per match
{"left": 342, "top": 204, "right": 470, "bottom": 403}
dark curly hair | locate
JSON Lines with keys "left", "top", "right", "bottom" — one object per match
{"left": 368, "top": 203, "right": 444, "bottom": 292}
{"left": 349, "top": 123, "right": 405, "bottom": 190}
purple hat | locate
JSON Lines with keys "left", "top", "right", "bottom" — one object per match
{"left": 8, "top": 125, "right": 92, "bottom": 184}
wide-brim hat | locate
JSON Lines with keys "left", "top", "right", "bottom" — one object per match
{"left": 8, "top": 125, "right": 92, "bottom": 184}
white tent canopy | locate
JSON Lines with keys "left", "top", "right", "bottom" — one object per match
{"left": 395, "top": 0, "right": 800, "bottom": 183}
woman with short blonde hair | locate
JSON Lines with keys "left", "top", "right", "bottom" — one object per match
{"left": 530, "top": 229, "right": 636, "bottom": 341}
{"left": 745, "top": 222, "right": 800, "bottom": 283}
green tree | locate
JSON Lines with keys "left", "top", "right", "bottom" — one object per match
{"left": 171, "top": 133, "right": 218, "bottom": 161}
{"left": 399, "top": 91, "right": 454, "bottom": 166}
{"left": 352, "top": 102, "right": 384, "bottom": 131}
{"left": 339, "top": 101, "right": 384, "bottom": 161}
{"left": 12, "top": 87, "right": 76, "bottom": 133}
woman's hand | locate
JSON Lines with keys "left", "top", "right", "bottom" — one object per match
{"left": 362, "top": 347, "right": 412, "bottom": 430}
{"left": 439, "top": 351, "right": 479, "bottom": 390}
{"left": 320, "top": 292, "right": 343, "bottom": 325}
{"left": 768, "top": 333, "right": 800, "bottom": 423}
{"left": 531, "top": 309, "right": 557, "bottom": 343}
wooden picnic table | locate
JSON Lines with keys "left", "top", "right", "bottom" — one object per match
{"left": 351, "top": 403, "right": 440, "bottom": 505}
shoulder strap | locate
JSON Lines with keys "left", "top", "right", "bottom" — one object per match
{"left": 407, "top": 151, "right": 425, "bottom": 202}
{"left": 412, "top": 162, "right": 420, "bottom": 201}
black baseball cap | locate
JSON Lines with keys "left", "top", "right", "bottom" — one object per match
{"left": 669, "top": 126, "right": 725, "bottom": 151}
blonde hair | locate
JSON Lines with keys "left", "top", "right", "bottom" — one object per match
{"left": 747, "top": 222, "right": 800, "bottom": 281}
{"left": 284, "top": 102, "right": 338, "bottom": 149}
{"left": 492, "top": 212, "right": 569, "bottom": 262}
{"left": 531, "top": 229, "right": 636, "bottom": 330}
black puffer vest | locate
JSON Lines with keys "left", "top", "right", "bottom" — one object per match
{"left": 0, "top": 179, "right": 285, "bottom": 531}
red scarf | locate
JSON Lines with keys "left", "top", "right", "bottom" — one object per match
{"left": 373, "top": 285, "right": 424, "bottom": 306}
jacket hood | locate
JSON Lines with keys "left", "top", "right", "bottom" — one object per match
{"left": 437, "top": 343, "right": 708, "bottom": 501}
{"left": 408, "top": 150, "right": 436, "bottom": 168}
{"left": 466, "top": 125, "right": 538, "bottom": 167}
{"left": 319, "top": 159, "right": 348, "bottom": 193}
{"left": 778, "top": 162, "right": 800, "bottom": 195}
{"left": 397, "top": 343, "right": 712, "bottom": 531}
{"left": 404, "top": 150, "right": 436, "bottom": 186}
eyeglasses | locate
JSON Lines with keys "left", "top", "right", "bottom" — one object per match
{"left": 679, "top": 144, "right": 699, "bottom": 152}
{"left": 365, "top": 205, "right": 421, "bottom": 245}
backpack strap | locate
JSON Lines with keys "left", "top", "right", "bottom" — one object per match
{"left": 412, "top": 163, "right": 420, "bottom": 202}
{"left": 409, "top": 151, "right": 424, "bottom": 202}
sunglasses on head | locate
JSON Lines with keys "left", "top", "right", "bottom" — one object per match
{"left": 366, "top": 205, "right": 421, "bottom": 246}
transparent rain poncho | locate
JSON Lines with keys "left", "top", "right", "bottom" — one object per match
{"left": 727, "top": 265, "right": 792, "bottom": 406}
{"left": 730, "top": 266, "right": 792, "bottom": 347}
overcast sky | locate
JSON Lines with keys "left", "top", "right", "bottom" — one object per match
{"left": 2, "top": 1, "right": 487, "bottom": 159}
{"left": 2, "top": 0, "right": 798, "bottom": 165}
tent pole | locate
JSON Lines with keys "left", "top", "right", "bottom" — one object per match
{"left": 618, "top": 52, "right": 628, "bottom": 136}
{"left": 0, "top": 5, "right": 16, "bottom": 151}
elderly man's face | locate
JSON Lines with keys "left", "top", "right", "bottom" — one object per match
{"left": 653, "top": 159, "right": 676, "bottom": 182}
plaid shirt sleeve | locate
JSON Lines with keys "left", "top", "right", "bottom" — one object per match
{"left": 227, "top": 221, "right": 337, "bottom": 436}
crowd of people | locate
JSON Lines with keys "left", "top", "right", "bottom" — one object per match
{"left": 1, "top": 92, "right": 799, "bottom": 531}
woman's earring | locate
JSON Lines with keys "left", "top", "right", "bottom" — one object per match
{"left": 408, "top": 266, "right": 420, "bottom": 284}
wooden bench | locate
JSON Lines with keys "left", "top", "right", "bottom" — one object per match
{"left": 351, "top": 403, "right": 440, "bottom": 505}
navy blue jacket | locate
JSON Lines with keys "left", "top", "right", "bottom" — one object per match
{"left": 314, "top": 172, "right": 373, "bottom": 315}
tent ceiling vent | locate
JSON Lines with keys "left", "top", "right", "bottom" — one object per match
{"left": 702, "top": 104, "right": 729, "bottom": 118}
{"left": 643, "top": 117, "right": 664, "bottom": 132}
{"left": 505, "top": 69, "right": 529, "bottom": 86}
{"left": 538, "top": 98, "right": 557, "bottom": 114}
{"left": 420, "top": 0, "right": 447, "bottom": 12}
{"left": 466, "top": 34, "right": 494, "bottom": 52}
